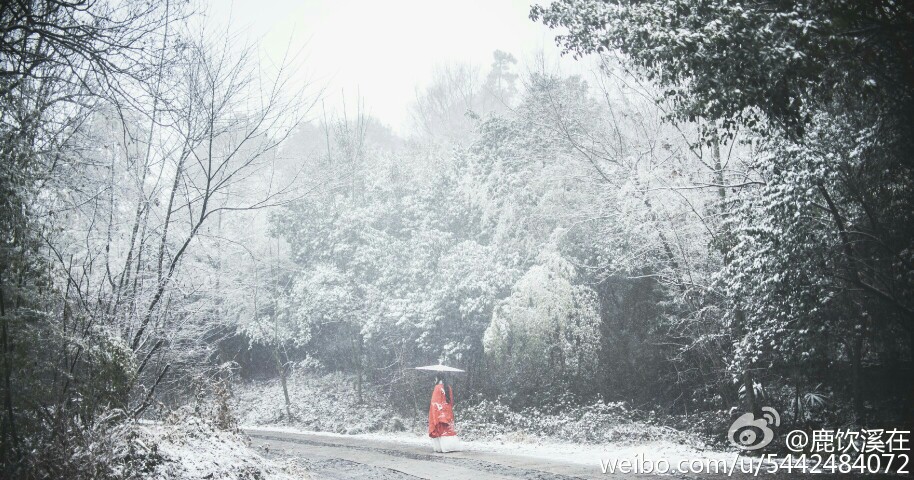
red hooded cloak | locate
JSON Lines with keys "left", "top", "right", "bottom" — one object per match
{"left": 428, "top": 383, "right": 456, "bottom": 438}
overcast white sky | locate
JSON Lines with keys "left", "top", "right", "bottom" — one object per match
{"left": 206, "top": 0, "right": 576, "bottom": 133}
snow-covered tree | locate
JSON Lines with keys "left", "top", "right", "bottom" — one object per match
{"left": 484, "top": 240, "right": 601, "bottom": 401}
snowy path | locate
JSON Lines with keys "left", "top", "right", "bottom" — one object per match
{"left": 246, "top": 427, "right": 617, "bottom": 479}
{"left": 246, "top": 427, "right": 895, "bottom": 479}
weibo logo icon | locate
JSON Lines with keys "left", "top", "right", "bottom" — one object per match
{"left": 728, "top": 407, "right": 780, "bottom": 450}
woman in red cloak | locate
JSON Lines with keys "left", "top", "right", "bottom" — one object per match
{"left": 428, "top": 373, "right": 460, "bottom": 452}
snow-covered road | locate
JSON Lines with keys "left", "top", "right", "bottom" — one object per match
{"left": 246, "top": 427, "right": 894, "bottom": 479}
{"left": 246, "top": 427, "right": 616, "bottom": 479}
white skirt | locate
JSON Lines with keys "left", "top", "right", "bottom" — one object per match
{"left": 431, "top": 435, "right": 461, "bottom": 452}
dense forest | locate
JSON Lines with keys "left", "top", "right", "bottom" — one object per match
{"left": 2, "top": 0, "right": 912, "bottom": 477}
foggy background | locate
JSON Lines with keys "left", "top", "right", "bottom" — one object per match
{"left": 2, "top": 0, "right": 912, "bottom": 478}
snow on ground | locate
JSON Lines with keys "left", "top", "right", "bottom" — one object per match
{"left": 129, "top": 414, "right": 306, "bottom": 479}
{"left": 244, "top": 425, "right": 739, "bottom": 467}
{"left": 235, "top": 372, "right": 741, "bottom": 471}
{"left": 234, "top": 372, "right": 417, "bottom": 435}
{"left": 234, "top": 372, "right": 723, "bottom": 446}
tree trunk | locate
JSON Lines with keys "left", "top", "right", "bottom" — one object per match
{"left": 908, "top": 328, "right": 914, "bottom": 434}
{"left": 356, "top": 334, "right": 364, "bottom": 404}
{"left": 794, "top": 380, "right": 802, "bottom": 426}
{"left": 411, "top": 378, "right": 419, "bottom": 420}
{"left": 743, "top": 370, "right": 758, "bottom": 415}
{"left": 850, "top": 334, "right": 864, "bottom": 424}
{"left": 0, "top": 276, "right": 19, "bottom": 474}
{"left": 275, "top": 353, "right": 292, "bottom": 422}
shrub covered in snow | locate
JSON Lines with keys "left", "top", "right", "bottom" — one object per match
{"left": 22, "top": 408, "right": 290, "bottom": 480}
{"left": 22, "top": 410, "right": 163, "bottom": 479}
{"left": 23, "top": 406, "right": 296, "bottom": 480}
{"left": 234, "top": 372, "right": 417, "bottom": 435}
{"left": 458, "top": 398, "right": 710, "bottom": 448}
{"left": 127, "top": 409, "right": 294, "bottom": 479}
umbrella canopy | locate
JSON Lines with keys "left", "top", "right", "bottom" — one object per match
{"left": 414, "top": 363, "right": 465, "bottom": 373}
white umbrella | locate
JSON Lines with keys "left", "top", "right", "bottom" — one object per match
{"left": 414, "top": 363, "right": 465, "bottom": 373}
